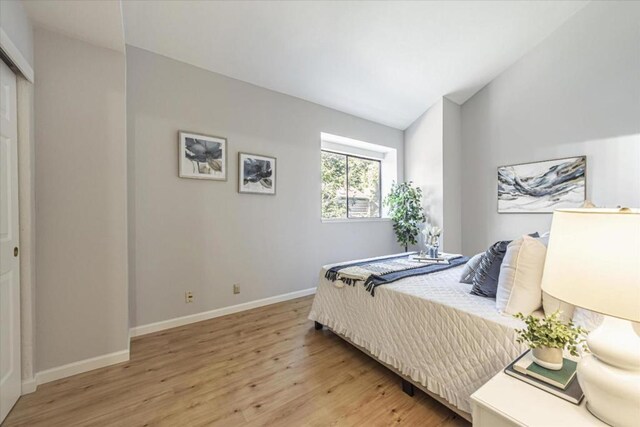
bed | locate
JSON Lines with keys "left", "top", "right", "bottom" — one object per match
{"left": 308, "top": 253, "right": 532, "bottom": 419}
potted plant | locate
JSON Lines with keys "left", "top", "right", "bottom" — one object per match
{"left": 514, "top": 311, "right": 587, "bottom": 370}
{"left": 384, "top": 182, "right": 426, "bottom": 252}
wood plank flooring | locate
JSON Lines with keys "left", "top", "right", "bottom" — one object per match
{"left": 4, "top": 296, "right": 470, "bottom": 427}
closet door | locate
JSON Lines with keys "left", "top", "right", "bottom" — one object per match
{"left": 0, "top": 58, "right": 22, "bottom": 423}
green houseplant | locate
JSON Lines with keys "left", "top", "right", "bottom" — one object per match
{"left": 514, "top": 311, "right": 588, "bottom": 370}
{"left": 384, "top": 182, "right": 426, "bottom": 252}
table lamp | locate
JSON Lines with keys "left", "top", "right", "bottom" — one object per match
{"left": 541, "top": 208, "right": 640, "bottom": 427}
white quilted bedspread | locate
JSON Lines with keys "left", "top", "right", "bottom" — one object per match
{"left": 308, "top": 256, "right": 529, "bottom": 414}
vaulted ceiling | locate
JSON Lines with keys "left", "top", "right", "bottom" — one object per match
{"left": 122, "top": 1, "right": 586, "bottom": 129}
{"left": 25, "top": 0, "right": 588, "bottom": 129}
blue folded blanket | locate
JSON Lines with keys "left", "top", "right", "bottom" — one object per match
{"left": 325, "top": 253, "right": 469, "bottom": 296}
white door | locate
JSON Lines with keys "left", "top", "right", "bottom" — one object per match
{"left": 0, "top": 59, "right": 21, "bottom": 423}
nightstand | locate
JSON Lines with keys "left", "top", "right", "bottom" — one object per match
{"left": 470, "top": 371, "right": 606, "bottom": 427}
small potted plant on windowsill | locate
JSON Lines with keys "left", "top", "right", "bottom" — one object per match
{"left": 514, "top": 311, "right": 588, "bottom": 370}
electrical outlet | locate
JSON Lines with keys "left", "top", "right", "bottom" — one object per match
{"left": 185, "top": 291, "right": 194, "bottom": 303}
{"left": 233, "top": 284, "right": 240, "bottom": 294}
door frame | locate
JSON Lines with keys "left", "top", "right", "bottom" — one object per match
{"left": 0, "top": 28, "right": 34, "bottom": 83}
{"left": 16, "top": 72, "right": 36, "bottom": 394}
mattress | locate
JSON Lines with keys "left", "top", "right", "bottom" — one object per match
{"left": 308, "top": 254, "right": 530, "bottom": 414}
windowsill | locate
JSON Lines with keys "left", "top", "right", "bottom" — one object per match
{"left": 321, "top": 217, "right": 391, "bottom": 224}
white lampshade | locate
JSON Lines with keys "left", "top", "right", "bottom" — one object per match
{"left": 541, "top": 208, "right": 640, "bottom": 322}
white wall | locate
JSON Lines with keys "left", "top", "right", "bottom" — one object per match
{"left": 460, "top": 1, "right": 640, "bottom": 255}
{"left": 404, "top": 97, "right": 462, "bottom": 253}
{"left": 127, "top": 46, "right": 404, "bottom": 328}
{"left": 34, "top": 28, "right": 129, "bottom": 371}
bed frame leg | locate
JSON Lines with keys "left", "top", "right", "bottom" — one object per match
{"left": 402, "top": 379, "right": 415, "bottom": 397}
{"left": 314, "top": 321, "right": 323, "bottom": 330}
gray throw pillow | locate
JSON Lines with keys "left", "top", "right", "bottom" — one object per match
{"left": 471, "top": 233, "right": 539, "bottom": 298}
{"left": 470, "top": 241, "right": 511, "bottom": 297}
{"left": 460, "top": 253, "right": 484, "bottom": 284}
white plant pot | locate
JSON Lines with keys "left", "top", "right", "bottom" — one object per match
{"left": 531, "top": 346, "right": 563, "bottom": 370}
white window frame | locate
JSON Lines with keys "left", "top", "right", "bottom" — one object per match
{"left": 321, "top": 132, "right": 397, "bottom": 223}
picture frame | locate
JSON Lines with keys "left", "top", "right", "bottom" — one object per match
{"left": 179, "top": 131, "right": 227, "bottom": 181}
{"left": 497, "top": 156, "right": 586, "bottom": 213}
{"left": 238, "top": 152, "right": 277, "bottom": 195}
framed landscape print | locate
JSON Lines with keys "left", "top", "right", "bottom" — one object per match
{"left": 238, "top": 152, "right": 276, "bottom": 195}
{"left": 179, "top": 131, "right": 227, "bottom": 181}
{"left": 497, "top": 156, "right": 586, "bottom": 213}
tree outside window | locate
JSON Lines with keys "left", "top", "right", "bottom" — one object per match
{"left": 321, "top": 150, "right": 381, "bottom": 219}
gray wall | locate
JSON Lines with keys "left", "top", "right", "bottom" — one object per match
{"left": 405, "top": 99, "right": 443, "bottom": 237}
{"left": 404, "top": 97, "right": 462, "bottom": 253}
{"left": 127, "top": 46, "right": 404, "bottom": 327}
{"left": 35, "top": 29, "right": 128, "bottom": 370}
{"left": 0, "top": 0, "right": 33, "bottom": 68}
{"left": 442, "top": 98, "right": 462, "bottom": 253}
{"left": 461, "top": 1, "right": 640, "bottom": 255}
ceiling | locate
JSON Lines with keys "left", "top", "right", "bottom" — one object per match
{"left": 122, "top": 1, "right": 587, "bottom": 129}
{"left": 24, "top": 0, "right": 124, "bottom": 52}
{"left": 24, "top": 1, "right": 588, "bottom": 130}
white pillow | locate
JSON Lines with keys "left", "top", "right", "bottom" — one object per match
{"left": 459, "top": 252, "right": 484, "bottom": 284}
{"left": 538, "top": 231, "right": 550, "bottom": 247}
{"left": 496, "top": 235, "right": 546, "bottom": 316}
{"left": 536, "top": 231, "right": 576, "bottom": 322}
{"left": 542, "top": 291, "right": 576, "bottom": 323}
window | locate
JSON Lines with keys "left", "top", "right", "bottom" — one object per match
{"left": 321, "top": 150, "right": 381, "bottom": 219}
{"left": 320, "top": 132, "right": 397, "bottom": 221}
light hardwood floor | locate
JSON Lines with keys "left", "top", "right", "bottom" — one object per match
{"left": 5, "top": 296, "right": 470, "bottom": 426}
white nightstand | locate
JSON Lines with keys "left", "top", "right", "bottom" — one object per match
{"left": 471, "top": 371, "right": 606, "bottom": 427}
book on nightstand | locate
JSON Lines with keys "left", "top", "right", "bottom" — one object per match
{"left": 504, "top": 351, "right": 584, "bottom": 405}
{"left": 513, "top": 351, "right": 577, "bottom": 389}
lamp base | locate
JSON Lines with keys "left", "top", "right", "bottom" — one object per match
{"left": 577, "top": 316, "right": 640, "bottom": 427}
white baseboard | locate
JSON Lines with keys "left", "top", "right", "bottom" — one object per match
{"left": 33, "top": 349, "right": 130, "bottom": 388}
{"left": 21, "top": 377, "right": 37, "bottom": 394}
{"left": 130, "top": 287, "right": 316, "bottom": 338}
{"left": 19, "top": 288, "right": 315, "bottom": 394}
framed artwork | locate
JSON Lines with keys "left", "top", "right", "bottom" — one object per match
{"left": 179, "top": 131, "right": 227, "bottom": 180}
{"left": 497, "top": 156, "right": 586, "bottom": 213}
{"left": 238, "top": 152, "right": 276, "bottom": 195}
